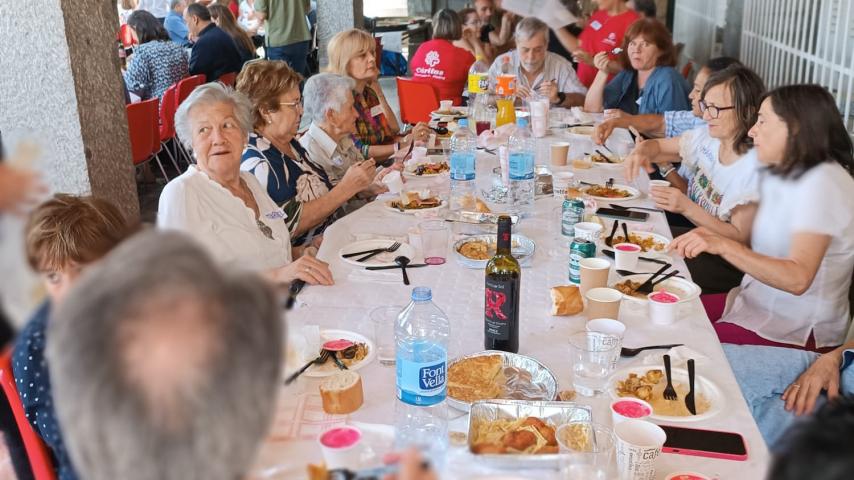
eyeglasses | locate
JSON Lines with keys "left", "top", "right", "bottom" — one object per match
{"left": 699, "top": 100, "right": 735, "bottom": 119}
{"left": 279, "top": 100, "right": 303, "bottom": 111}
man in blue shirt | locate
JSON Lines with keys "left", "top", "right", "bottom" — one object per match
{"left": 164, "top": 0, "right": 191, "bottom": 47}
{"left": 184, "top": 3, "right": 243, "bottom": 82}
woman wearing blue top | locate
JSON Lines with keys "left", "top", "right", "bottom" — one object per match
{"left": 12, "top": 194, "right": 133, "bottom": 480}
{"left": 123, "top": 10, "right": 189, "bottom": 101}
{"left": 584, "top": 18, "right": 690, "bottom": 115}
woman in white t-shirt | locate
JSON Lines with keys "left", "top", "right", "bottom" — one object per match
{"left": 624, "top": 65, "right": 767, "bottom": 243}
{"left": 672, "top": 84, "right": 854, "bottom": 350}
{"left": 157, "top": 82, "right": 333, "bottom": 286}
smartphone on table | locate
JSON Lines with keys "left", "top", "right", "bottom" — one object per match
{"left": 595, "top": 207, "right": 649, "bottom": 222}
{"left": 660, "top": 424, "right": 748, "bottom": 461}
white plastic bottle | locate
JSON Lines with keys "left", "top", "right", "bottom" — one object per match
{"left": 394, "top": 287, "right": 450, "bottom": 468}
{"left": 448, "top": 118, "right": 477, "bottom": 211}
{"left": 508, "top": 117, "right": 536, "bottom": 216}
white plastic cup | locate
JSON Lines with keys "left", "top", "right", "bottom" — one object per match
{"left": 648, "top": 290, "right": 681, "bottom": 325}
{"left": 530, "top": 98, "right": 549, "bottom": 138}
{"left": 553, "top": 171, "right": 576, "bottom": 198}
{"left": 584, "top": 287, "right": 622, "bottom": 320}
{"left": 614, "top": 243, "right": 641, "bottom": 270}
{"left": 381, "top": 171, "right": 404, "bottom": 194}
{"left": 610, "top": 398, "right": 653, "bottom": 425}
{"left": 410, "top": 146, "right": 428, "bottom": 161}
{"left": 649, "top": 180, "right": 671, "bottom": 188}
{"left": 614, "top": 420, "right": 667, "bottom": 480}
{"left": 439, "top": 99, "right": 453, "bottom": 112}
{"left": 318, "top": 426, "right": 365, "bottom": 469}
{"left": 573, "top": 222, "right": 604, "bottom": 242}
{"left": 586, "top": 318, "right": 626, "bottom": 338}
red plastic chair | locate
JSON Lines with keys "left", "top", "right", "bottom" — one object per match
{"left": 0, "top": 348, "right": 57, "bottom": 480}
{"left": 218, "top": 72, "right": 237, "bottom": 88}
{"left": 119, "top": 24, "right": 135, "bottom": 49}
{"left": 158, "top": 85, "right": 186, "bottom": 172}
{"left": 127, "top": 98, "right": 169, "bottom": 179}
{"left": 681, "top": 61, "right": 694, "bottom": 79}
{"left": 396, "top": 77, "right": 441, "bottom": 125}
{"left": 174, "top": 74, "right": 206, "bottom": 112}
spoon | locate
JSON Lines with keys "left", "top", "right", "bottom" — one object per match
{"left": 395, "top": 256, "right": 411, "bottom": 285}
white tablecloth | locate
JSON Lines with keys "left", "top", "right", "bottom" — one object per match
{"left": 249, "top": 123, "right": 770, "bottom": 479}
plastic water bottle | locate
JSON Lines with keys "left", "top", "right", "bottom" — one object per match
{"left": 395, "top": 287, "right": 450, "bottom": 468}
{"left": 449, "top": 118, "right": 477, "bottom": 211}
{"left": 508, "top": 117, "right": 536, "bottom": 216}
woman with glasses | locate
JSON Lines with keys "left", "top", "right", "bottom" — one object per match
{"left": 236, "top": 60, "right": 378, "bottom": 248}
{"left": 158, "top": 81, "right": 334, "bottom": 285}
{"left": 624, "top": 65, "right": 765, "bottom": 243}
{"left": 457, "top": 8, "right": 494, "bottom": 64}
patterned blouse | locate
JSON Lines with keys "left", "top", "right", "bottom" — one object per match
{"left": 12, "top": 302, "right": 79, "bottom": 480}
{"left": 124, "top": 40, "right": 189, "bottom": 100}
{"left": 241, "top": 133, "right": 335, "bottom": 246}
{"left": 353, "top": 86, "right": 395, "bottom": 147}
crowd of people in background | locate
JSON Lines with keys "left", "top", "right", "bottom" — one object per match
{"left": 0, "top": 0, "right": 852, "bottom": 479}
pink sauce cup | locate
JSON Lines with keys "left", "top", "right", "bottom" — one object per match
{"left": 318, "top": 426, "right": 364, "bottom": 469}
{"left": 614, "top": 243, "right": 641, "bottom": 270}
{"left": 611, "top": 397, "right": 653, "bottom": 425}
{"left": 648, "top": 290, "right": 681, "bottom": 325}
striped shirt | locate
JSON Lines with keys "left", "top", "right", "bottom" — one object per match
{"left": 488, "top": 51, "right": 587, "bottom": 99}
{"left": 664, "top": 110, "right": 706, "bottom": 138}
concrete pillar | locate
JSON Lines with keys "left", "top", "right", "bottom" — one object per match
{"left": 722, "top": 0, "right": 744, "bottom": 59}
{"left": 0, "top": 0, "right": 139, "bottom": 221}
{"left": 317, "top": 0, "right": 364, "bottom": 68}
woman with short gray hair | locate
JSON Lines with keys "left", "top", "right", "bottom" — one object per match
{"left": 159, "top": 82, "right": 334, "bottom": 285}
{"left": 299, "top": 73, "right": 393, "bottom": 214}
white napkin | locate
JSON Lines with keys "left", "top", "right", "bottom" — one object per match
{"left": 641, "top": 345, "right": 710, "bottom": 368}
{"left": 347, "top": 266, "right": 430, "bottom": 284}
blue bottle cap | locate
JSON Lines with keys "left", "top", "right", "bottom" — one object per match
{"left": 516, "top": 117, "right": 528, "bottom": 127}
{"left": 411, "top": 287, "right": 432, "bottom": 301}
{"left": 458, "top": 118, "right": 469, "bottom": 127}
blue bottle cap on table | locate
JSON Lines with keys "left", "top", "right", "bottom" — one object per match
{"left": 411, "top": 287, "right": 432, "bottom": 301}
{"left": 458, "top": 118, "right": 468, "bottom": 127}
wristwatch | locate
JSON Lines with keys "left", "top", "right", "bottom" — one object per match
{"left": 555, "top": 92, "right": 567, "bottom": 105}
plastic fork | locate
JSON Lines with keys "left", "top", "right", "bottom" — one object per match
{"left": 636, "top": 270, "right": 680, "bottom": 294}
{"left": 284, "top": 350, "right": 330, "bottom": 385}
{"left": 620, "top": 344, "right": 684, "bottom": 357}
{"left": 663, "top": 354, "right": 678, "bottom": 401}
{"left": 355, "top": 241, "right": 401, "bottom": 262}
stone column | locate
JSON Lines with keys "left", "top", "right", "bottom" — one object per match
{"left": 0, "top": 0, "right": 139, "bottom": 221}
{"left": 317, "top": 0, "right": 365, "bottom": 68}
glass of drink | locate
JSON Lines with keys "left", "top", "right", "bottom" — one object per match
{"left": 371, "top": 306, "right": 403, "bottom": 365}
{"left": 569, "top": 331, "right": 620, "bottom": 396}
{"left": 557, "top": 422, "right": 616, "bottom": 480}
{"left": 495, "top": 98, "right": 516, "bottom": 127}
{"left": 420, "top": 220, "right": 449, "bottom": 265}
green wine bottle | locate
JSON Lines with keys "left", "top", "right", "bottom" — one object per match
{"left": 484, "top": 215, "right": 520, "bottom": 353}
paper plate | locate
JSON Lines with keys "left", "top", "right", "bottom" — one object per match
{"left": 302, "top": 329, "right": 376, "bottom": 378}
{"left": 608, "top": 366, "right": 725, "bottom": 422}
{"left": 383, "top": 198, "right": 446, "bottom": 214}
{"left": 609, "top": 273, "right": 700, "bottom": 303}
{"left": 581, "top": 184, "right": 641, "bottom": 203}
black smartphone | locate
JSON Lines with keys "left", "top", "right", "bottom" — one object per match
{"left": 660, "top": 425, "right": 748, "bottom": 461}
{"left": 595, "top": 207, "right": 649, "bottom": 222}
{"left": 374, "top": 157, "right": 395, "bottom": 168}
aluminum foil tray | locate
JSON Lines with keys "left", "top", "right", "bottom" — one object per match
{"left": 467, "top": 399, "right": 593, "bottom": 469}
{"left": 452, "top": 234, "right": 536, "bottom": 269}
{"left": 447, "top": 350, "right": 558, "bottom": 412}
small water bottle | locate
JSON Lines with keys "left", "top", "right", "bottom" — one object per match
{"left": 395, "top": 287, "right": 450, "bottom": 468}
{"left": 449, "top": 119, "right": 477, "bottom": 211}
{"left": 508, "top": 117, "right": 536, "bottom": 216}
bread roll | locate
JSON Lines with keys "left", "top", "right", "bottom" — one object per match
{"left": 550, "top": 285, "right": 583, "bottom": 316}
{"left": 320, "top": 371, "right": 364, "bottom": 415}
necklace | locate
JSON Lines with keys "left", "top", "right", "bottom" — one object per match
{"left": 238, "top": 179, "right": 275, "bottom": 241}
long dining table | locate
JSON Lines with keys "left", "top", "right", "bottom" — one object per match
{"left": 249, "top": 118, "right": 770, "bottom": 479}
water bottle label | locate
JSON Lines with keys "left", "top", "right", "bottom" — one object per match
{"left": 508, "top": 152, "right": 534, "bottom": 180}
{"left": 396, "top": 349, "right": 447, "bottom": 406}
{"left": 450, "top": 152, "right": 476, "bottom": 180}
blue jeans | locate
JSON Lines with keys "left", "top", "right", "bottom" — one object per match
{"left": 266, "top": 40, "right": 310, "bottom": 76}
{"left": 723, "top": 344, "right": 854, "bottom": 449}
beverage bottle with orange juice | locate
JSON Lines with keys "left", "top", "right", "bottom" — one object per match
{"left": 495, "top": 57, "right": 517, "bottom": 127}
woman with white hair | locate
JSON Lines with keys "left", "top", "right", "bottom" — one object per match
{"left": 157, "top": 82, "right": 333, "bottom": 285}
{"left": 299, "top": 73, "right": 393, "bottom": 214}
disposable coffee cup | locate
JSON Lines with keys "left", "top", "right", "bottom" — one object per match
{"left": 614, "top": 420, "right": 666, "bottom": 480}
{"left": 574, "top": 222, "right": 603, "bottom": 242}
{"left": 614, "top": 243, "right": 641, "bottom": 270}
{"left": 648, "top": 290, "right": 680, "bottom": 325}
{"left": 584, "top": 287, "right": 622, "bottom": 320}
{"left": 553, "top": 171, "right": 575, "bottom": 198}
{"left": 318, "top": 426, "right": 364, "bottom": 469}
{"left": 579, "top": 258, "right": 611, "bottom": 295}
{"left": 586, "top": 317, "right": 625, "bottom": 368}
{"left": 550, "top": 142, "right": 570, "bottom": 166}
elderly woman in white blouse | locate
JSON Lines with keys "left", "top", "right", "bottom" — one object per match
{"left": 157, "top": 82, "right": 333, "bottom": 285}
{"left": 299, "top": 72, "right": 393, "bottom": 214}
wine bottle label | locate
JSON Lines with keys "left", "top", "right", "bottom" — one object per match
{"left": 485, "top": 277, "right": 517, "bottom": 340}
